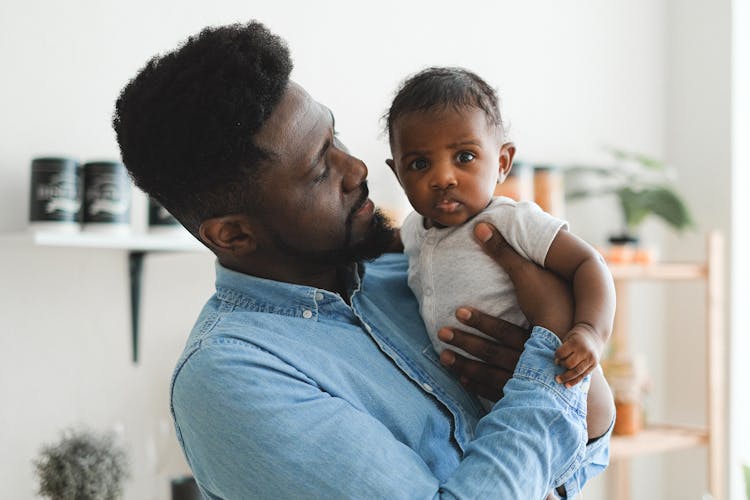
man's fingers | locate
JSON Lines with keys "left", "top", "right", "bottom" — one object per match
{"left": 473, "top": 222, "right": 576, "bottom": 337}
{"left": 473, "top": 222, "right": 526, "bottom": 276}
{"left": 454, "top": 308, "right": 528, "bottom": 350}
{"left": 439, "top": 327, "right": 521, "bottom": 371}
{"left": 440, "top": 350, "right": 511, "bottom": 391}
{"left": 460, "top": 377, "right": 507, "bottom": 403}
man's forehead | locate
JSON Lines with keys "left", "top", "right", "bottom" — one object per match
{"left": 255, "top": 81, "right": 328, "bottom": 152}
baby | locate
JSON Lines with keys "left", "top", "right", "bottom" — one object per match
{"left": 384, "top": 68, "right": 616, "bottom": 498}
{"left": 385, "top": 67, "right": 616, "bottom": 392}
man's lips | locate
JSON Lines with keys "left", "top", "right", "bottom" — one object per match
{"left": 350, "top": 183, "right": 372, "bottom": 219}
{"left": 353, "top": 198, "right": 374, "bottom": 217}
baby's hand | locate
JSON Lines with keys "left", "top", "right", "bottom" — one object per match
{"left": 554, "top": 323, "right": 605, "bottom": 388}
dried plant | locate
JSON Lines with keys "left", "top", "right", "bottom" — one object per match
{"left": 33, "top": 428, "right": 129, "bottom": 500}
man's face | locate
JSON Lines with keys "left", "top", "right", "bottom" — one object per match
{"left": 250, "top": 82, "right": 393, "bottom": 265}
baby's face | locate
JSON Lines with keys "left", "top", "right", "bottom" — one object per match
{"left": 388, "top": 105, "right": 511, "bottom": 227}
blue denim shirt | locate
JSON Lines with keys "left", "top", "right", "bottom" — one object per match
{"left": 170, "top": 253, "right": 610, "bottom": 499}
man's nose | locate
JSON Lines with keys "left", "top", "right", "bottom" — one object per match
{"left": 340, "top": 151, "right": 368, "bottom": 193}
{"left": 429, "top": 162, "right": 457, "bottom": 190}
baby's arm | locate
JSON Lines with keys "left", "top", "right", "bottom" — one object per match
{"left": 544, "top": 229, "right": 616, "bottom": 387}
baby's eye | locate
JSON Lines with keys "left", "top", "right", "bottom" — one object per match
{"left": 408, "top": 158, "right": 429, "bottom": 171}
{"left": 457, "top": 151, "right": 475, "bottom": 163}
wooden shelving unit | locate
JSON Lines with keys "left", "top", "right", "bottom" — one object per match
{"left": 610, "top": 424, "right": 709, "bottom": 459}
{"left": 604, "top": 232, "right": 725, "bottom": 500}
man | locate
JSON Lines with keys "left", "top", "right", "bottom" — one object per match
{"left": 113, "top": 21, "right": 613, "bottom": 499}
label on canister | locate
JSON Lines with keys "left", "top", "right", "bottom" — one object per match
{"left": 29, "top": 157, "right": 82, "bottom": 224}
{"left": 83, "top": 161, "right": 131, "bottom": 226}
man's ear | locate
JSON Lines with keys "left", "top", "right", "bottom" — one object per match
{"left": 497, "top": 142, "right": 517, "bottom": 183}
{"left": 199, "top": 215, "right": 258, "bottom": 256}
{"left": 385, "top": 159, "right": 403, "bottom": 187}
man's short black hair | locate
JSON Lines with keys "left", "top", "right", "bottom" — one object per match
{"left": 384, "top": 67, "right": 504, "bottom": 144}
{"left": 112, "top": 21, "right": 292, "bottom": 236}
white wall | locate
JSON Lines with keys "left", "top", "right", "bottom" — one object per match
{"left": 730, "top": 0, "right": 750, "bottom": 498}
{"left": 662, "top": 0, "right": 734, "bottom": 498}
{"left": 0, "top": 1, "right": 726, "bottom": 498}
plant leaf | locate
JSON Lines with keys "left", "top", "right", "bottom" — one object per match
{"left": 605, "top": 147, "right": 666, "bottom": 171}
{"left": 617, "top": 186, "right": 694, "bottom": 232}
{"left": 633, "top": 153, "right": 666, "bottom": 170}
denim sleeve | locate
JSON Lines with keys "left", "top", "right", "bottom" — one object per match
{"left": 172, "top": 328, "right": 591, "bottom": 499}
{"left": 557, "top": 414, "right": 614, "bottom": 498}
{"left": 438, "top": 327, "right": 590, "bottom": 499}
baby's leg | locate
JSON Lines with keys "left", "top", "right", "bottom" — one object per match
{"left": 587, "top": 365, "right": 615, "bottom": 440}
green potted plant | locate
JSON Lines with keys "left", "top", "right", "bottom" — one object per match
{"left": 33, "top": 428, "right": 130, "bottom": 500}
{"left": 564, "top": 148, "right": 694, "bottom": 255}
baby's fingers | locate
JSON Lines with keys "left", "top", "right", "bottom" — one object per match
{"left": 554, "top": 342, "right": 576, "bottom": 366}
{"left": 556, "top": 360, "right": 594, "bottom": 387}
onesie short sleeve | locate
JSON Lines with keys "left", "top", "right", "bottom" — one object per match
{"left": 480, "top": 197, "right": 568, "bottom": 267}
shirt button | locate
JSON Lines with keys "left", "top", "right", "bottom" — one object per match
{"left": 425, "top": 288, "right": 433, "bottom": 296}
{"left": 315, "top": 292, "right": 324, "bottom": 301}
{"left": 422, "top": 383, "right": 434, "bottom": 393}
{"left": 302, "top": 310, "right": 313, "bottom": 319}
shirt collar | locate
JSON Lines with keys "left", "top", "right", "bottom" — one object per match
{"left": 214, "top": 260, "right": 364, "bottom": 316}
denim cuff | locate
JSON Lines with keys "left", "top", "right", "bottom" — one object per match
{"left": 558, "top": 415, "right": 615, "bottom": 498}
{"left": 514, "top": 326, "right": 589, "bottom": 417}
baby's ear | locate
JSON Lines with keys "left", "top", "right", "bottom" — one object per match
{"left": 498, "top": 142, "right": 516, "bottom": 182}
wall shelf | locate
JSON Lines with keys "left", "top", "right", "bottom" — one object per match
{"left": 610, "top": 424, "right": 709, "bottom": 459}
{"left": 2, "top": 230, "right": 209, "bottom": 363}
{"left": 608, "top": 262, "right": 708, "bottom": 281}
{"left": 7, "top": 229, "right": 205, "bottom": 252}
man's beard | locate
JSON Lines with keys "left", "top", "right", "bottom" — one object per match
{"left": 267, "top": 186, "right": 397, "bottom": 266}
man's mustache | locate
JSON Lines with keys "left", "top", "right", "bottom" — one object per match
{"left": 349, "top": 182, "right": 370, "bottom": 217}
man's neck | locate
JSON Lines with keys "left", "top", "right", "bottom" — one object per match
{"left": 220, "top": 256, "right": 352, "bottom": 299}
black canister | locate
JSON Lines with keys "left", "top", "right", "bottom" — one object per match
{"left": 29, "top": 157, "right": 82, "bottom": 231}
{"left": 83, "top": 161, "right": 131, "bottom": 233}
{"left": 148, "top": 197, "right": 181, "bottom": 232}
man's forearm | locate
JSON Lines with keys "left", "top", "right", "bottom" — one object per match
{"left": 440, "top": 327, "right": 590, "bottom": 499}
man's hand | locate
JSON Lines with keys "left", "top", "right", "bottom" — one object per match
{"left": 473, "top": 222, "right": 575, "bottom": 337}
{"left": 438, "top": 307, "right": 529, "bottom": 402}
{"left": 438, "top": 222, "right": 579, "bottom": 402}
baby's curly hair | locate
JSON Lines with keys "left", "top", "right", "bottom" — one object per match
{"left": 384, "top": 67, "right": 504, "bottom": 145}
{"left": 113, "top": 21, "right": 292, "bottom": 236}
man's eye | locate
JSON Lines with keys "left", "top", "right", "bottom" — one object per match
{"left": 457, "top": 151, "right": 475, "bottom": 163}
{"left": 313, "top": 164, "right": 329, "bottom": 183}
{"left": 408, "top": 158, "right": 429, "bottom": 171}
